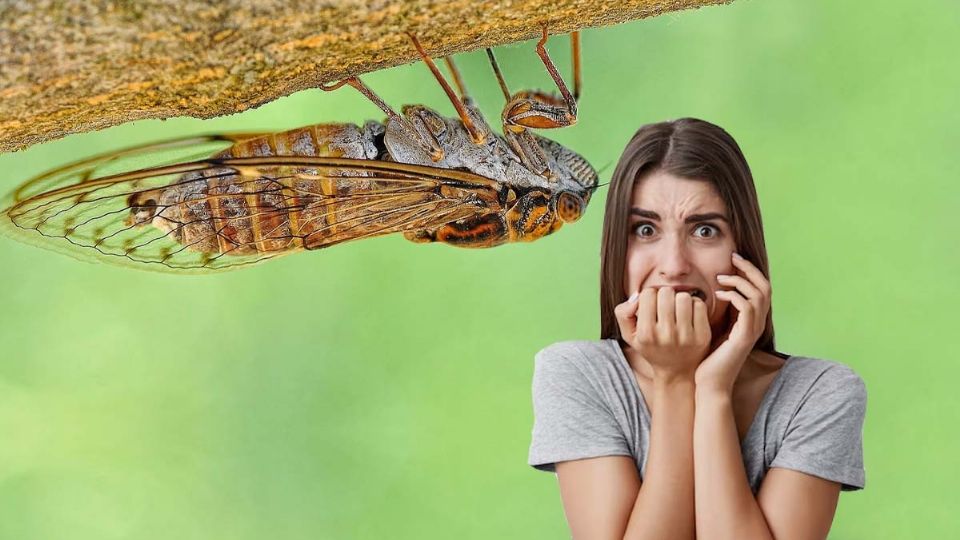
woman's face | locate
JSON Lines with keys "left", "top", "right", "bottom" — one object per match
{"left": 623, "top": 169, "right": 738, "bottom": 332}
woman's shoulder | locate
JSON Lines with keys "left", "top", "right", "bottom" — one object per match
{"left": 535, "top": 339, "right": 620, "bottom": 365}
{"left": 764, "top": 353, "right": 868, "bottom": 492}
{"left": 533, "top": 339, "right": 626, "bottom": 380}
{"left": 779, "top": 353, "right": 867, "bottom": 401}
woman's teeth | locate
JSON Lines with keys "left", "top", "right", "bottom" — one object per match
{"left": 676, "top": 289, "right": 705, "bottom": 301}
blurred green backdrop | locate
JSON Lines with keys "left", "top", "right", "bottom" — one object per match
{"left": 1, "top": 0, "right": 958, "bottom": 538}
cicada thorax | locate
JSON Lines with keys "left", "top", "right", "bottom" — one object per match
{"left": 376, "top": 105, "right": 556, "bottom": 247}
{"left": 127, "top": 121, "right": 433, "bottom": 257}
{"left": 379, "top": 105, "right": 593, "bottom": 248}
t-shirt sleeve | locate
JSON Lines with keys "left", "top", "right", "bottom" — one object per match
{"left": 770, "top": 365, "right": 867, "bottom": 491}
{"left": 528, "top": 344, "right": 631, "bottom": 473}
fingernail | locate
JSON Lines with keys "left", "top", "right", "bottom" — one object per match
{"left": 732, "top": 252, "right": 743, "bottom": 260}
{"left": 628, "top": 292, "right": 639, "bottom": 302}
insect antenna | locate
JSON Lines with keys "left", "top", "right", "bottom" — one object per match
{"left": 596, "top": 160, "right": 615, "bottom": 176}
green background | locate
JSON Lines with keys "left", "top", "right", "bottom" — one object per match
{"left": 1, "top": 0, "right": 957, "bottom": 537}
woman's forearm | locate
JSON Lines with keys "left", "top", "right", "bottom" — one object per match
{"left": 693, "top": 389, "right": 774, "bottom": 539}
{"left": 623, "top": 375, "right": 697, "bottom": 540}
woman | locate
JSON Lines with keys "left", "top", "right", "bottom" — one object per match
{"left": 528, "top": 118, "right": 866, "bottom": 539}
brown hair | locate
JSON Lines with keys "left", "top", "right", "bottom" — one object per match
{"left": 599, "top": 117, "right": 788, "bottom": 359}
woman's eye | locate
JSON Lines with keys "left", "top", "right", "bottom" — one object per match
{"left": 631, "top": 222, "right": 721, "bottom": 239}
{"left": 632, "top": 222, "right": 655, "bottom": 237}
{"left": 695, "top": 224, "right": 720, "bottom": 238}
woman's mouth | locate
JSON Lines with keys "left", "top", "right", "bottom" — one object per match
{"left": 671, "top": 288, "right": 707, "bottom": 301}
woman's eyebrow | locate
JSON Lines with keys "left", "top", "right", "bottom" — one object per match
{"left": 629, "top": 208, "right": 729, "bottom": 224}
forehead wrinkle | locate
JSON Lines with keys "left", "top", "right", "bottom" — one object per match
{"left": 631, "top": 195, "right": 725, "bottom": 222}
{"left": 630, "top": 171, "right": 727, "bottom": 222}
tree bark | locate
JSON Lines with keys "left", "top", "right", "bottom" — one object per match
{"left": 0, "top": 0, "right": 730, "bottom": 153}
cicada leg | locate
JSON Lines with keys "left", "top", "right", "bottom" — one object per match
{"left": 488, "top": 27, "right": 582, "bottom": 180}
{"left": 485, "top": 48, "right": 512, "bottom": 102}
{"left": 319, "top": 76, "right": 445, "bottom": 162}
{"left": 403, "top": 212, "right": 509, "bottom": 248}
{"left": 534, "top": 27, "right": 579, "bottom": 120}
{"left": 570, "top": 30, "right": 582, "bottom": 103}
{"left": 504, "top": 189, "right": 564, "bottom": 241}
{"left": 442, "top": 56, "right": 473, "bottom": 107}
{"left": 506, "top": 25, "right": 579, "bottom": 127}
{"left": 405, "top": 32, "right": 488, "bottom": 145}
{"left": 403, "top": 189, "right": 562, "bottom": 247}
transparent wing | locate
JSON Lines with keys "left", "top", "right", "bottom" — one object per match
{"left": 0, "top": 134, "right": 504, "bottom": 274}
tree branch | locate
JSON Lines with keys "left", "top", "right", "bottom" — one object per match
{"left": 0, "top": 0, "right": 731, "bottom": 153}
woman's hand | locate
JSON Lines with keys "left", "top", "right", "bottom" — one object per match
{"left": 694, "top": 252, "right": 772, "bottom": 395}
{"left": 615, "top": 286, "right": 712, "bottom": 381}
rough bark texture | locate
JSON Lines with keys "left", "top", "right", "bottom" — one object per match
{"left": 0, "top": 0, "right": 730, "bottom": 154}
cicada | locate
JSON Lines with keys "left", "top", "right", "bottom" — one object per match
{"left": 0, "top": 28, "right": 598, "bottom": 273}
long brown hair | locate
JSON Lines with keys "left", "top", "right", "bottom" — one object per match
{"left": 599, "top": 117, "right": 788, "bottom": 359}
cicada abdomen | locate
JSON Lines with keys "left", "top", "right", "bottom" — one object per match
{"left": 126, "top": 121, "right": 485, "bottom": 259}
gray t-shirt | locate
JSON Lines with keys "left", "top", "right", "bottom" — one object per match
{"left": 528, "top": 339, "right": 867, "bottom": 493}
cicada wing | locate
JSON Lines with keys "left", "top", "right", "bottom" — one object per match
{"left": 0, "top": 133, "right": 265, "bottom": 273}
{"left": 1, "top": 133, "right": 261, "bottom": 207}
{"left": 1, "top": 149, "right": 504, "bottom": 274}
{"left": 279, "top": 157, "right": 503, "bottom": 251}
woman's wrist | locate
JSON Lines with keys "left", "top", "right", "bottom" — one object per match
{"left": 653, "top": 369, "right": 697, "bottom": 388}
{"left": 694, "top": 382, "right": 734, "bottom": 402}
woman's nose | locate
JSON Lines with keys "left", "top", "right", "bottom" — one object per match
{"left": 657, "top": 236, "right": 692, "bottom": 276}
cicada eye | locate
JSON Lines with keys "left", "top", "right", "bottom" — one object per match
{"left": 557, "top": 192, "right": 584, "bottom": 223}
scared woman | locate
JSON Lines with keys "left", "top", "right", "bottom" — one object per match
{"left": 528, "top": 117, "right": 867, "bottom": 539}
